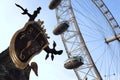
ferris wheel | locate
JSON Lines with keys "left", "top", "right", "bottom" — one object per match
{"left": 49, "top": 0, "right": 120, "bottom": 80}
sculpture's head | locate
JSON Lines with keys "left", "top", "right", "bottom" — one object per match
{"left": 9, "top": 4, "right": 63, "bottom": 69}
{"left": 9, "top": 20, "right": 49, "bottom": 69}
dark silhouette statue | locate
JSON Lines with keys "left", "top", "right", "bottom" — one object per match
{"left": 0, "top": 3, "right": 63, "bottom": 80}
{"left": 15, "top": 3, "right": 41, "bottom": 21}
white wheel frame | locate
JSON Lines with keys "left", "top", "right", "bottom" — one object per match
{"left": 55, "top": 0, "right": 120, "bottom": 80}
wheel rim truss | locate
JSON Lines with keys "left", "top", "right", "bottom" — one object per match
{"left": 55, "top": 0, "right": 102, "bottom": 80}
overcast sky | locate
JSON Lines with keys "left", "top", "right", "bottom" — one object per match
{"left": 0, "top": 0, "right": 120, "bottom": 80}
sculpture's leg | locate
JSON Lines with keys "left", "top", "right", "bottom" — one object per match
{"left": 44, "top": 41, "right": 63, "bottom": 60}
{"left": 0, "top": 48, "right": 32, "bottom": 80}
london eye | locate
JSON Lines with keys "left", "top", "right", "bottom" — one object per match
{"left": 49, "top": 0, "right": 120, "bottom": 80}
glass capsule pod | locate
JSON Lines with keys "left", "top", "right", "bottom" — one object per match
{"left": 53, "top": 21, "right": 69, "bottom": 35}
{"left": 64, "top": 56, "right": 84, "bottom": 69}
{"left": 49, "top": 0, "right": 61, "bottom": 10}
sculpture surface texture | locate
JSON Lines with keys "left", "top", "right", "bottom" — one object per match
{"left": 0, "top": 4, "right": 63, "bottom": 80}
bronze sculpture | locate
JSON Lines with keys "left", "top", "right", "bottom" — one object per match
{"left": 0, "top": 4, "right": 63, "bottom": 80}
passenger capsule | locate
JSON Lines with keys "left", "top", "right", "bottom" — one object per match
{"left": 49, "top": 0, "right": 61, "bottom": 10}
{"left": 64, "top": 56, "right": 84, "bottom": 69}
{"left": 53, "top": 22, "right": 69, "bottom": 35}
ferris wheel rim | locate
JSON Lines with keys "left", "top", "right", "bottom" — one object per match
{"left": 54, "top": 0, "right": 120, "bottom": 80}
